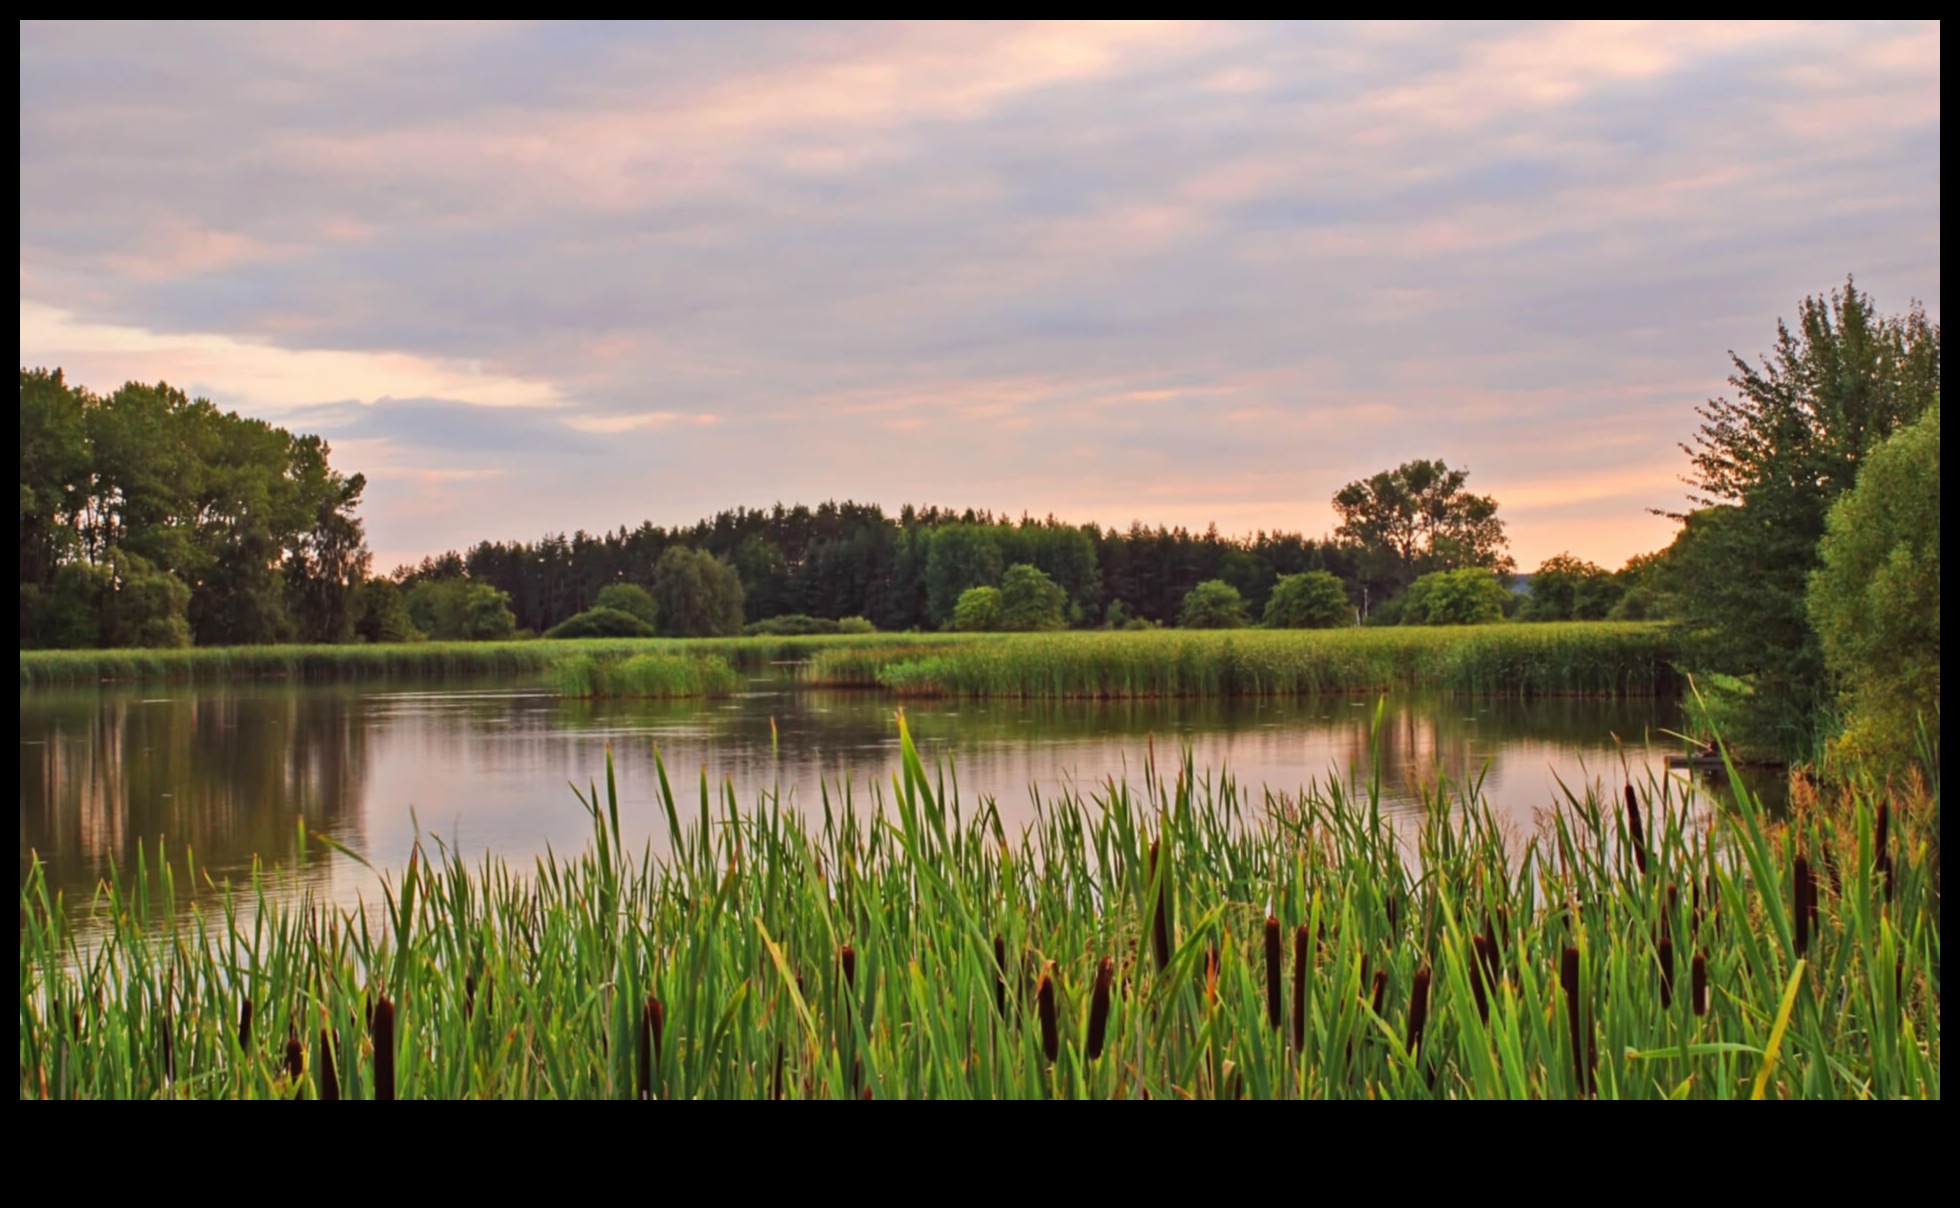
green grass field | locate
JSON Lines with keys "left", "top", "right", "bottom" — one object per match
{"left": 19, "top": 622, "right": 1676, "bottom": 697}
{"left": 18, "top": 715, "right": 1937, "bottom": 1099}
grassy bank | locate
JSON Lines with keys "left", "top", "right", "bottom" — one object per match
{"left": 19, "top": 717, "right": 1936, "bottom": 1099}
{"left": 14, "top": 633, "right": 926, "bottom": 689}
{"left": 18, "top": 624, "right": 1674, "bottom": 697}
{"left": 809, "top": 623, "right": 1676, "bottom": 698}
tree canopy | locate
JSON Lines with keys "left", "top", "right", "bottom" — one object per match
{"left": 1178, "top": 580, "right": 1251, "bottom": 629}
{"left": 1263, "top": 571, "right": 1351, "bottom": 628}
{"left": 20, "top": 369, "right": 370, "bottom": 648}
{"left": 1331, "top": 459, "right": 1511, "bottom": 608}
{"left": 1808, "top": 400, "right": 1940, "bottom": 767}
{"left": 1669, "top": 279, "right": 1940, "bottom": 754}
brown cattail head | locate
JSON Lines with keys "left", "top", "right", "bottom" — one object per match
{"left": 638, "top": 996, "right": 660, "bottom": 1099}
{"left": 1874, "top": 799, "right": 1894, "bottom": 899}
{"left": 1149, "top": 840, "right": 1172, "bottom": 971}
{"left": 1036, "top": 965, "right": 1059, "bottom": 1063}
{"left": 1406, "top": 967, "right": 1431, "bottom": 1056}
{"left": 285, "top": 1029, "right": 305, "bottom": 1081}
{"left": 1559, "top": 945, "right": 1589, "bottom": 1093}
{"left": 1086, "top": 957, "right": 1114, "bottom": 1060}
{"left": 1792, "top": 854, "right": 1812, "bottom": 956}
{"left": 464, "top": 973, "right": 477, "bottom": 1021}
{"left": 1263, "top": 915, "right": 1283, "bottom": 1030}
{"left": 1291, "top": 925, "right": 1310, "bottom": 1052}
{"left": 317, "top": 1029, "right": 339, "bottom": 1101}
{"left": 1625, "top": 783, "right": 1649, "bottom": 876}
{"left": 237, "top": 996, "right": 254, "bottom": 1051}
{"left": 1470, "top": 935, "right": 1492, "bottom": 1022}
{"left": 1691, "top": 951, "right": 1709, "bottom": 1016}
{"left": 1657, "top": 936, "right": 1676, "bottom": 1011}
{"left": 994, "top": 935, "right": 1009, "bottom": 1016}
{"left": 860, "top": 1083, "right": 875, "bottom": 1101}
{"left": 1369, "top": 967, "right": 1387, "bottom": 1017}
{"left": 371, "top": 995, "right": 397, "bottom": 1102}
{"left": 840, "top": 945, "right": 857, "bottom": 991}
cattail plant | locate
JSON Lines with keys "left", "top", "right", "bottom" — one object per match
{"left": 238, "top": 996, "right": 254, "bottom": 1051}
{"left": 639, "top": 996, "right": 664, "bottom": 1099}
{"left": 840, "top": 944, "right": 857, "bottom": 991}
{"left": 1559, "top": 945, "right": 1590, "bottom": 1093}
{"left": 284, "top": 1029, "right": 304, "bottom": 1082}
{"left": 1369, "top": 968, "right": 1387, "bottom": 1018}
{"left": 464, "top": 973, "right": 477, "bottom": 1021}
{"left": 1691, "top": 951, "right": 1709, "bottom": 1016}
{"left": 1291, "top": 925, "right": 1310, "bottom": 1051}
{"left": 1624, "top": 783, "right": 1648, "bottom": 876}
{"left": 1657, "top": 936, "right": 1676, "bottom": 1010}
{"left": 1875, "top": 799, "right": 1893, "bottom": 899}
{"left": 1405, "top": 967, "right": 1431, "bottom": 1057}
{"left": 371, "top": 994, "right": 397, "bottom": 1102}
{"left": 1036, "top": 964, "right": 1059, "bottom": 1063}
{"left": 1086, "top": 957, "right": 1114, "bottom": 1060}
{"left": 317, "top": 1029, "right": 339, "bottom": 1101}
{"left": 1264, "top": 915, "right": 1283, "bottom": 1031}
{"left": 993, "top": 935, "right": 1009, "bottom": 1017}
{"left": 1793, "top": 853, "right": 1812, "bottom": 956}
{"left": 1149, "top": 840, "right": 1172, "bottom": 971}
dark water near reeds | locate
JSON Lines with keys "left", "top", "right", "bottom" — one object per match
{"left": 20, "top": 671, "right": 1751, "bottom": 917}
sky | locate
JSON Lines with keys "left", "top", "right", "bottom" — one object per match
{"left": 19, "top": 21, "right": 1942, "bottom": 572}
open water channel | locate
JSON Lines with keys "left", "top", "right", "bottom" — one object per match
{"left": 20, "top": 671, "right": 1731, "bottom": 918}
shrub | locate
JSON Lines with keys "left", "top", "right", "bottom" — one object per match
{"left": 593, "top": 583, "right": 657, "bottom": 627}
{"left": 953, "top": 586, "right": 1003, "bottom": 632}
{"left": 837, "top": 616, "right": 877, "bottom": 634}
{"left": 1178, "top": 580, "right": 1250, "bottom": 629}
{"left": 1404, "top": 568, "right": 1507, "bottom": 626}
{"left": 999, "top": 563, "right": 1067, "bottom": 631}
{"left": 744, "top": 614, "right": 840, "bottom": 637}
{"left": 1809, "top": 400, "right": 1940, "bottom": 766}
{"left": 1262, "top": 571, "right": 1351, "bottom": 629}
{"left": 546, "top": 607, "right": 657, "bottom": 640}
{"left": 355, "top": 579, "right": 422, "bottom": 643}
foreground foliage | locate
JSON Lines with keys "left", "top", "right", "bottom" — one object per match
{"left": 19, "top": 715, "right": 1938, "bottom": 1099}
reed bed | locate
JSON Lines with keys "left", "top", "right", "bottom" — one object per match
{"left": 549, "top": 653, "right": 742, "bottom": 698}
{"left": 16, "top": 632, "right": 923, "bottom": 688}
{"left": 809, "top": 623, "right": 1677, "bottom": 698}
{"left": 19, "top": 714, "right": 1936, "bottom": 1099}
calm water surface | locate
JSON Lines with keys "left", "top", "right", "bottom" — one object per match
{"left": 21, "top": 673, "right": 1720, "bottom": 916}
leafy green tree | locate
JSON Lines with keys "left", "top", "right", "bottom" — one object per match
{"left": 1520, "top": 554, "right": 1622, "bottom": 622}
{"left": 1808, "top": 401, "right": 1940, "bottom": 766}
{"left": 998, "top": 563, "right": 1067, "bottom": 631}
{"left": 103, "top": 551, "right": 192, "bottom": 648}
{"left": 1332, "top": 459, "right": 1511, "bottom": 609}
{"left": 461, "top": 583, "right": 518, "bottom": 641}
{"left": 924, "top": 525, "right": 1003, "bottom": 628}
{"left": 837, "top": 616, "right": 877, "bottom": 634}
{"left": 1262, "top": 571, "right": 1351, "bottom": 628}
{"left": 1178, "top": 579, "right": 1250, "bottom": 629}
{"left": 952, "top": 585, "right": 1003, "bottom": 632}
{"left": 354, "top": 580, "right": 421, "bottom": 643}
{"left": 594, "top": 583, "right": 658, "bottom": 628}
{"left": 1671, "top": 279, "right": 1940, "bottom": 754}
{"left": 1403, "top": 568, "right": 1507, "bottom": 626}
{"left": 651, "top": 547, "right": 745, "bottom": 638}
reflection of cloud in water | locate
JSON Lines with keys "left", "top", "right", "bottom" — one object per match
{"left": 23, "top": 680, "right": 1718, "bottom": 923}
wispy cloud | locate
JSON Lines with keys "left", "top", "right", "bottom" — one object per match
{"left": 19, "top": 20, "right": 1941, "bottom": 570}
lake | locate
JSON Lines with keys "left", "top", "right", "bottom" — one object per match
{"left": 19, "top": 672, "right": 1722, "bottom": 917}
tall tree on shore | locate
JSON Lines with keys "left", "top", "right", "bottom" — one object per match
{"left": 1331, "top": 459, "right": 1511, "bottom": 608}
{"left": 1669, "top": 279, "right": 1940, "bottom": 754}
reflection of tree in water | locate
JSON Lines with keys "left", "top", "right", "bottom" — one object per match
{"left": 19, "top": 687, "right": 368, "bottom": 907}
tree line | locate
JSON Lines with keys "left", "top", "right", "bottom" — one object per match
{"left": 20, "top": 370, "right": 369, "bottom": 649}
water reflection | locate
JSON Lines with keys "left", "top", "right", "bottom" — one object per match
{"left": 22, "top": 677, "right": 1723, "bottom": 918}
